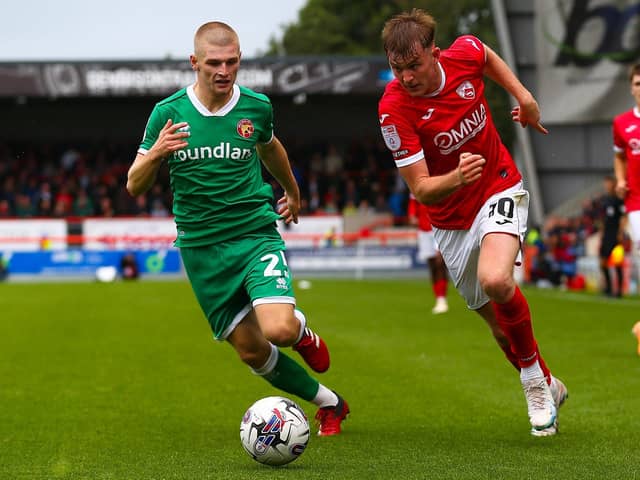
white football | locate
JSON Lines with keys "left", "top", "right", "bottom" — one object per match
{"left": 239, "top": 396, "right": 310, "bottom": 466}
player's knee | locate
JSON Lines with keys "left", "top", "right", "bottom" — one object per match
{"left": 260, "top": 314, "right": 299, "bottom": 347}
{"left": 480, "top": 271, "right": 514, "bottom": 301}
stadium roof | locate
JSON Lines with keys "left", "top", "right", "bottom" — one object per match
{"left": 0, "top": 57, "right": 391, "bottom": 98}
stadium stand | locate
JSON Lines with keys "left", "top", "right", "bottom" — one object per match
{"left": 0, "top": 138, "right": 403, "bottom": 220}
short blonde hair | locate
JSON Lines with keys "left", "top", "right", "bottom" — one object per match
{"left": 194, "top": 22, "right": 239, "bottom": 56}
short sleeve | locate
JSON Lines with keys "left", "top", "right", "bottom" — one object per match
{"left": 612, "top": 117, "right": 624, "bottom": 153}
{"left": 138, "top": 105, "right": 168, "bottom": 154}
{"left": 259, "top": 101, "right": 274, "bottom": 144}
{"left": 378, "top": 94, "right": 424, "bottom": 168}
{"left": 447, "top": 35, "right": 486, "bottom": 75}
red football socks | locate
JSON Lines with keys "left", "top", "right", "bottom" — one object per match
{"left": 433, "top": 278, "right": 447, "bottom": 298}
{"left": 492, "top": 286, "right": 539, "bottom": 369}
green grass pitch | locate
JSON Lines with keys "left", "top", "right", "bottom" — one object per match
{"left": 1, "top": 278, "right": 639, "bottom": 479}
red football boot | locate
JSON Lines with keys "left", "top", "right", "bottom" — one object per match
{"left": 315, "top": 393, "right": 350, "bottom": 436}
{"left": 293, "top": 327, "right": 330, "bottom": 373}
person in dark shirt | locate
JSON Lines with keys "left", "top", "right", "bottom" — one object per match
{"left": 599, "top": 176, "right": 626, "bottom": 297}
{"left": 120, "top": 252, "right": 139, "bottom": 280}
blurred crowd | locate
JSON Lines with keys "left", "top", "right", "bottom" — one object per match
{"left": 525, "top": 191, "right": 630, "bottom": 288}
{"left": 0, "top": 138, "right": 404, "bottom": 220}
{"left": 276, "top": 138, "right": 406, "bottom": 218}
{"left": 1, "top": 140, "right": 623, "bottom": 290}
{"left": 0, "top": 141, "right": 165, "bottom": 219}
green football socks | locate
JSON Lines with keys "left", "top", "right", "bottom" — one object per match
{"left": 259, "top": 347, "right": 319, "bottom": 401}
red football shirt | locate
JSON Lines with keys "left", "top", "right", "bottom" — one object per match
{"left": 378, "top": 35, "right": 521, "bottom": 229}
{"left": 613, "top": 106, "right": 640, "bottom": 212}
{"left": 407, "top": 195, "right": 433, "bottom": 232}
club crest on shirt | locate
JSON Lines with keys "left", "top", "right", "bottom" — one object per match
{"left": 237, "top": 119, "right": 255, "bottom": 138}
{"left": 456, "top": 81, "right": 475, "bottom": 100}
{"left": 381, "top": 124, "right": 401, "bottom": 151}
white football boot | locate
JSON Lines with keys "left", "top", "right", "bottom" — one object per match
{"left": 431, "top": 297, "right": 449, "bottom": 314}
{"left": 549, "top": 376, "right": 568, "bottom": 409}
{"left": 530, "top": 376, "right": 568, "bottom": 437}
{"left": 521, "top": 373, "right": 557, "bottom": 436}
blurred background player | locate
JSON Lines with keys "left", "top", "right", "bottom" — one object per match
{"left": 126, "top": 21, "right": 348, "bottom": 436}
{"left": 632, "top": 321, "right": 640, "bottom": 356}
{"left": 379, "top": 9, "right": 567, "bottom": 436}
{"left": 598, "top": 175, "right": 626, "bottom": 297}
{"left": 613, "top": 63, "right": 640, "bottom": 254}
{"left": 120, "top": 252, "right": 140, "bottom": 280}
{"left": 407, "top": 194, "right": 449, "bottom": 313}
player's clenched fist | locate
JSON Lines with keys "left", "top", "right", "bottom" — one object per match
{"left": 457, "top": 152, "right": 486, "bottom": 186}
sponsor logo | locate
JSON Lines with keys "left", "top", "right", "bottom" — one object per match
{"left": 392, "top": 149, "right": 409, "bottom": 158}
{"left": 237, "top": 119, "right": 255, "bottom": 138}
{"left": 173, "top": 142, "right": 253, "bottom": 162}
{"left": 421, "top": 108, "right": 435, "bottom": 120}
{"left": 276, "top": 277, "right": 288, "bottom": 289}
{"left": 381, "top": 124, "right": 401, "bottom": 151}
{"left": 433, "top": 104, "right": 486, "bottom": 154}
{"left": 456, "top": 81, "right": 475, "bottom": 100}
{"left": 262, "top": 408, "right": 286, "bottom": 434}
{"left": 465, "top": 38, "right": 481, "bottom": 51}
{"left": 254, "top": 408, "right": 289, "bottom": 456}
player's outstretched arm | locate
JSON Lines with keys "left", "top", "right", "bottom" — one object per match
{"left": 257, "top": 136, "right": 300, "bottom": 224}
{"left": 483, "top": 45, "right": 548, "bottom": 135}
{"left": 126, "top": 119, "right": 189, "bottom": 196}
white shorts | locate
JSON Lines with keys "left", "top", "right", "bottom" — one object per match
{"left": 416, "top": 230, "right": 439, "bottom": 262}
{"left": 433, "top": 183, "right": 529, "bottom": 310}
{"left": 628, "top": 210, "right": 640, "bottom": 251}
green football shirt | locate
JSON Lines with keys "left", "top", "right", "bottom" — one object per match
{"left": 139, "top": 84, "right": 281, "bottom": 247}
